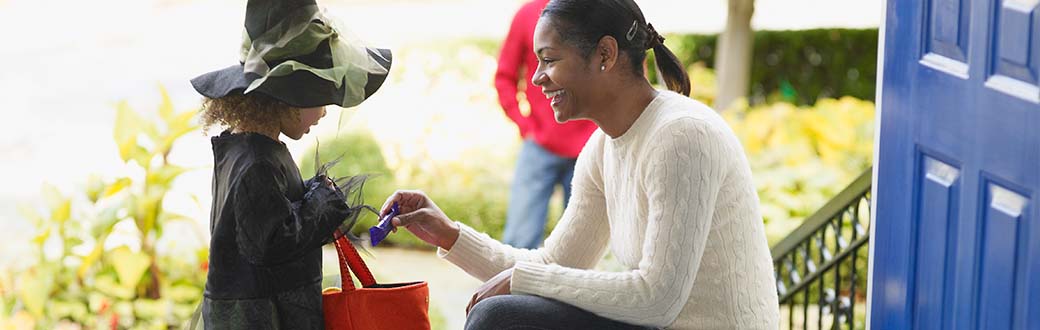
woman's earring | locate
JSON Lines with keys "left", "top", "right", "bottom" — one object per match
{"left": 600, "top": 65, "right": 606, "bottom": 71}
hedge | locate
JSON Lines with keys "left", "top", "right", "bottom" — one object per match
{"left": 659, "top": 28, "right": 879, "bottom": 106}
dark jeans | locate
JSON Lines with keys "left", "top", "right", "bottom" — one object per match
{"left": 465, "top": 295, "right": 659, "bottom": 330}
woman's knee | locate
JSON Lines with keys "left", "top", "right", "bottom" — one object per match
{"left": 466, "top": 296, "right": 518, "bottom": 329}
{"left": 465, "top": 295, "right": 658, "bottom": 330}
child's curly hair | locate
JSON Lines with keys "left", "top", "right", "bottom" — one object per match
{"left": 200, "top": 92, "right": 300, "bottom": 134}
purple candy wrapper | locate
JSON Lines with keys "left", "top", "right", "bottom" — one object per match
{"left": 369, "top": 202, "right": 399, "bottom": 246}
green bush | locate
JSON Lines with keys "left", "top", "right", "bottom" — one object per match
{"left": 723, "top": 97, "right": 875, "bottom": 244}
{"left": 684, "top": 64, "right": 875, "bottom": 244}
{"left": 660, "top": 28, "right": 879, "bottom": 105}
{"left": 3, "top": 87, "right": 206, "bottom": 329}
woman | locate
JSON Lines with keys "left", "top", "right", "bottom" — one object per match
{"left": 382, "top": 0, "right": 778, "bottom": 328}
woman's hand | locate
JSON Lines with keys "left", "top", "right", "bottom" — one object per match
{"left": 466, "top": 268, "right": 513, "bottom": 315}
{"left": 381, "top": 190, "right": 460, "bottom": 250}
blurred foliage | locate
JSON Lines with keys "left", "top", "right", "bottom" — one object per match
{"left": 656, "top": 28, "right": 879, "bottom": 106}
{"left": 686, "top": 67, "right": 875, "bottom": 244}
{"left": 724, "top": 97, "right": 875, "bottom": 244}
{"left": 2, "top": 87, "right": 206, "bottom": 329}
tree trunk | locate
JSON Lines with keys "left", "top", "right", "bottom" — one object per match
{"left": 714, "top": 0, "right": 755, "bottom": 111}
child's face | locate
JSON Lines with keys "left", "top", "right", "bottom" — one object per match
{"left": 281, "top": 106, "right": 326, "bottom": 140}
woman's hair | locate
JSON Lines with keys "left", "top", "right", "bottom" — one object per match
{"left": 199, "top": 92, "right": 299, "bottom": 134}
{"left": 541, "top": 0, "right": 690, "bottom": 96}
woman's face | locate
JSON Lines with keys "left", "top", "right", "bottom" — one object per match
{"left": 281, "top": 106, "right": 326, "bottom": 140}
{"left": 532, "top": 19, "right": 599, "bottom": 123}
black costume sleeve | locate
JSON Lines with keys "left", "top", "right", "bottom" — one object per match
{"left": 231, "top": 161, "right": 350, "bottom": 266}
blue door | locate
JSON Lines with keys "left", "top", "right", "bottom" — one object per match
{"left": 872, "top": 0, "right": 1040, "bottom": 328}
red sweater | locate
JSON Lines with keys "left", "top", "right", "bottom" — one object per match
{"left": 495, "top": 0, "right": 597, "bottom": 159}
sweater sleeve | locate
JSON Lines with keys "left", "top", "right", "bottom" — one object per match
{"left": 510, "top": 118, "right": 728, "bottom": 327}
{"left": 437, "top": 134, "right": 611, "bottom": 281}
{"left": 494, "top": 2, "right": 535, "bottom": 137}
{"left": 232, "top": 161, "right": 351, "bottom": 266}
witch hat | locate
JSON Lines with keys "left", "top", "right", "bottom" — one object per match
{"left": 190, "top": 0, "right": 391, "bottom": 108}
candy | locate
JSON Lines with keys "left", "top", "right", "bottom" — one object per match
{"left": 369, "top": 202, "right": 400, "bottom": 247}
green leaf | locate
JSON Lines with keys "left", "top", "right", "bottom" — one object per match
{"left": 109, "top": 246, "right": 151, "bottom": 291}
{"left": 46, "top": 299, "right": 88, "bottom": 322}
{"left": 146, "top": 164, "right": 189, "bottom": 188}
{"left": 50, "top": 198, "right": 71, "bottom": 225}
{"left": 174, "top": 109, "right": 200, "bottom": 130}
{"left": 86, "top": 174, "right": 106, "bottom": 203}
{"left": 132, "top": 145, "right": 154, "bottom": 169}
{"left": 158, "top": 85, "right": 174, "bottom": 122}
{"left": 87, "top": 292, "right": 106, "bottom": 313}
{"left": 117, "top": 135, "right": 138, "bottom": 163}
{"left": 114, "top": 101, "right": 144, "bottom": 162}
{"left": 158, "top": 110, "right": 199, "bottom": 156}
{"left": 173, "top": 302, "right": 197, "bottom": 321}
{"left": 159, "top": 212, "right": 193, "bottom": 224}
{"left": 134, "top": 299, "right": 170, "bottom": 320}
{"left": 132, "top": 193, "right": 163, "bottom": 237}
{"left": 77, "top": 233, "right": 109, "bottom": 279}
{"left": 94, "top": 274, "right": 135, "bottom": 300}
{"left": 196, "top": 247, "right": 209, "bottom": 267}
{"left": 103, "top": 177, "right": 133, "bottom": 198}
{"left": 16, "top": 267, "right": 54, "bottom": 317}
{"left": 91, "top": 204, "right": 122, "bottom": 238}
{"left": 165, "top": 284, "right": 202, "bottom": 303}
{"left": 64, "top": 236, "right": 83, "bottom": 248}
{"left": 143, "top": 118, "right": 163, "bottom": 145}
{"left": 31, "top": 226, "right": 51, "bottom": 245}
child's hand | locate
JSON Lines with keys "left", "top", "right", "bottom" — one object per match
{"left": 380, "top": 190, "right": 460, "bottom": 250}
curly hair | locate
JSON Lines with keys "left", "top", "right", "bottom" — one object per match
{"left": 199, "top": 92, "right": 300, "bottom": 134}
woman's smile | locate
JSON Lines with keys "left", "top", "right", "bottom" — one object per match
{"left": 544, "top": 89, "right": 566, "bottom": 107}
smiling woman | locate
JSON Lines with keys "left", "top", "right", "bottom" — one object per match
{"left": 529, "top": 0, "right": 689, "bottom": 135}
{"left": 378, "top": 0, "right": 779, "bottom": 329}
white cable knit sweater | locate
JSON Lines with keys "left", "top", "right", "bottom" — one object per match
{"left": 438, "top": 91, "right": 779, "bottom": 329}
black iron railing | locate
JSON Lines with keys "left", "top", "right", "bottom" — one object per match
{"left": 771, "top": 169, "right": 872, "bottom": 330}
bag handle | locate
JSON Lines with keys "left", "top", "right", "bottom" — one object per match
{"left": 333, "top": 230, "right": 376, "bottom": 291}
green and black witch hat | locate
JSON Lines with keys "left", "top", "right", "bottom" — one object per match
{"left": 191, "top": 0, "right": 391, "bottom": 108}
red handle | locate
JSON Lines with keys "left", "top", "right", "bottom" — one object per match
{"left": 333, "top": 231, "right": 376, "bottom": 291}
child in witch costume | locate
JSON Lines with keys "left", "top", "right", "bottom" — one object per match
{"left": 188, "top": 0, "right": 391, "bottom": 328}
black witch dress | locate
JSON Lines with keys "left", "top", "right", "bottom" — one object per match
{"left": 201, "top": 131, "right": 351, "bottom": 329}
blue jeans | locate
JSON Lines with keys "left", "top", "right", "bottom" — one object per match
{"left": 465, "top": 295, "right": 659, "bottom": 330}
{"left": 502, "top": 140, "right": 576, "bottom": 249}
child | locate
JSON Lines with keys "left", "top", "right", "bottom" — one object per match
{"left": 188, "top": 0, "right": 392, "bottom": 328}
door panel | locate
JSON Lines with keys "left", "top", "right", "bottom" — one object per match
{"left": 912, "top": 155, "right": 961, "bottom": 330}
{"left": 873, "top": 0, "right": 1040, "bottom": 328}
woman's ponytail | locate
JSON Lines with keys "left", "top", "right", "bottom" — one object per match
{"left": 645, "top": 23, "right": 690, "bottom": 96}
{"left": 653, "top": 44, "right": 690, "bottom": 96}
